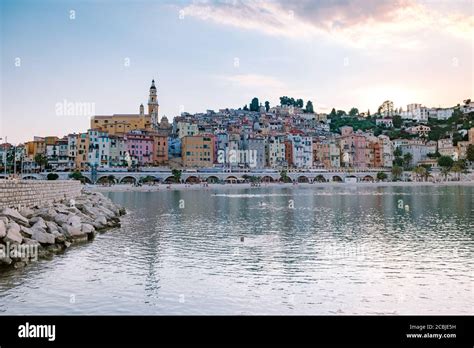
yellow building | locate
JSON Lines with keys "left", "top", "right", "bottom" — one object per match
{"left": 91, "top": 114, "right": 152, "bottom": 135}
{"left": 75, "top": 133, "right": 90, "bottom": 169}
{"left": 182, "top": 135, "right": 215, "bottom": 168}
{"left": 25, "top": 137, "right": 46, "bottom": 159}
{"left": 90, "top": 80, "right": 159, "bottom": 135}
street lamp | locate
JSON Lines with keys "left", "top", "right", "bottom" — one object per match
{"left": 0, "top": 136, "right": 6, "bottom": 178}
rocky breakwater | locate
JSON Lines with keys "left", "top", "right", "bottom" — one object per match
{"left": 0, "top": 191, "right": 126, "bottom": 269}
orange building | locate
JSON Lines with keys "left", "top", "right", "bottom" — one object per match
{"left": 181, "top": 135, "right": 215, "bottom": 168}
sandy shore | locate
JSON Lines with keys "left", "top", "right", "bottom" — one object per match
{"left": 87, "top": 180, "right": 474, "bottom": 192}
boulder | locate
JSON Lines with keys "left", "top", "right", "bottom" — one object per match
{"left": 81, "top": 223, "right": 95, "bottom": 234}
{"left": 31, "top": 217, "right": 48, "bottom": 230}
{"left": 0, "top": 207, "right": 29, "bottom": 226}
{"left": 19, "top": 207, "right": 35, "bottom": 219}
{"left": 4, "top": 222, "right": 23, "bottom": 244}
{"left": 54, "top": 213, "right": 69, "bottom": 225}
{"left": 33, "top": 207, "right": 58, "bottom": 221}
{"left": 91, "top": 215, "right": 108, "bottom": 229}
{"left": 51, "top": 230, "right": 66, "bottom": 243}
{"left": 64, "top": 225, "right": 85, "bottom": 239}
{"left": 0, "top": 255, "right": 12, "bottom": 265}
{"left": 67, "top": 215, "right": 82, "bottom": 228}
{"left": 19, "top": 225, "right": 33, "bottom": 238}
{"left": 45, "top": 221, "right": 59, "bottom": 233}
{"left": 30, "top": 227, "right": 55, "bottom": 245}
{"left": 22, "top": 238, "right": 41, "bottom": 247}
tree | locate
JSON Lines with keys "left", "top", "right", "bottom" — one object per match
{"left": 264, "top": 101, "right": 270, "bottom": 112}
{"left": 394, "top": 147, "right": 402, "bottom": 157}
{"left": 250, "top": 97, "right": 259, "bottom": 112}
{"left": 34, "top": 153, "right": 47, "bottom": 172}
{"left": 403, "top": 153, "right": 413, "bottom": 169}
{"left": 305, "top": 100, "right": 314, "bottom": 113}
{"left": 391, "top": 166, "right": 403, "bottom": 181}
{"left": 280, "top": 170, "right": 291, "bottom": 183}
{"left": 296, "top": 98, "right": 304, "bottom": 108}
{"left": 437, "top": 155, "right": 454, "bottom": 168}
{"left": 392, "top": 115, "right": 403, "bottom": 128}
{"left": 336, "top": 110, "right": 347, "bottom": 117}
{"left": 329, "top": 108, "right": 337, "bottom": 118}
{"left": 47, "top": 173, "right": 59, "bottom": 180}
{"left": 69, "top": 171, "right": 84, "bottom": 183}
{"left": 243, "top": 104, "right": 249, "bottom": 111}
{"left": 171, "top": 169, "right": 182, "bottom": 183}
{"left": 376, "top": 172, "right": 387, "bottom": 181}
{"left": 413, "top": 166, "right": 427, "bottom": 182}
{"left": 467, "top": 144, "right": 474, "bottom": 162}
{"left": 349, "top": 107, "right": 359, "bottom": 117}
{"left": 451, "top": 164, "right": 462, "bottom": 181}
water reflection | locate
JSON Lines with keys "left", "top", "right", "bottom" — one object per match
{"left": 0, "top": 185, "right": 472, "bottom": 314}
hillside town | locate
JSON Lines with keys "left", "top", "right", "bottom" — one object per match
{"left": 2, "top": 80, "right": 474, "bottom": 181}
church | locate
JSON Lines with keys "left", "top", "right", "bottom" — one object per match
{"left": 90, "top": 79, "right": 171, "bottom": 136}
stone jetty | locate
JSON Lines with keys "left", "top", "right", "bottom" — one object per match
{"left": 0, "top": 191, "right": 125, "bottom": 269}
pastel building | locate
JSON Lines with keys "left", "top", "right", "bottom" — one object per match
{"left": 88, "top": 130, "right": 110, "bottom": 168}
{"left": 125, "top": 131, "right": 154, "bottom": 165}
{"left": 288, "top": 134, "right": 313, "bottom": 168}
{"left": 182, "top": 135, "right": 215, "bottom": 168}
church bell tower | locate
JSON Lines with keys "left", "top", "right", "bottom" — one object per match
{"left": 148, "top": 79, "right": 159, "bottom": 130}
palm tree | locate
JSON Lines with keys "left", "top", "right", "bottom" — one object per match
{"left": 440, "top": 166, "right": 450, "bottom": 181}
{"left": 34, "top": 153, "right": 48, "bottom": 172}
{"left": 413, "top": 166, "right": 427, "bottom": 182}
{"left": 376, "top": 172, "right": 387, "bottom": 181}
{"left": 171, "top": 169, "right": 182, "bottom": 183}
{"left": 280, "top": 170, "right": 290, "bottom": 183}
{"left": 391, "top": 165, "right": 403, "bottom": 181}
{"left": 451, "top": 164, "right": 462, "bottom": 181}
{"left": 107, "top": 175, "right": 116, "bottom": 185}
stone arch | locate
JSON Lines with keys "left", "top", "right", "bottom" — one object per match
{"left": 185, "top": 176, "right": 200, "bottom": 184}
{"left": 120, "top": 176, "right": 137, "bottom": 184}
{"left": 362, "top": 175, "right": 374, "bottom": 182}
{"left": 22, "top": 175, "right": 38, "bottom": 180}
{"left": 225, "top": 175, "right": 239, "bottom": 183}
{"left": 261, "top": 175, "right": 274, "bottom": 183}
{"left": 206, "top": 176, "right": 219, "bottom": 183}
{"left": 332, "top": 175, "right": 343, "bottom": 182}
{"left": 297, "top": 175, "right": 309, "bottom": 183}
{"left": 163, "top": 176, "right": 178, "bottom": 184}
{"left": 314, "top": 175, "right": 326, "bottom": 183}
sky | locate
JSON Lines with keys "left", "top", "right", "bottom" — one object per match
{"left": 0, "top": 0, "right": 473, "bottom": 144}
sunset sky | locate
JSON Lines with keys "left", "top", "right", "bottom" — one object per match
{"left": 1, "top": 0, "right": 473, "bottom": 144}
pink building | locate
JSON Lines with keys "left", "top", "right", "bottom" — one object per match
{"left": 125, "top": 131, "right": 154, "bottom": 165}
{"left": 338, "top": 126, "right": 368, "bottom": 168}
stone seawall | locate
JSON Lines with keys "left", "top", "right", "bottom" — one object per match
{"left": 0, "top": 180, "right": 82, "bottom": 209}
{"left": 0, "top": 190, "right": 126, "bottom": 269}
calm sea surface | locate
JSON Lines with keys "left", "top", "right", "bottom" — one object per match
{"left": 0, "top": 185, "right": 473, "bottom": 314}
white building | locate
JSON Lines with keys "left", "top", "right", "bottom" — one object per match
{"left": 88, "top": 130, "right": 110, "bottom": 168}
{"left": 402, "top": 104, "right": 428, "bottom": 123}
{"left": 266, "top": 135, "right": 286, "bottom": 168}
{"left": 428, "top": 108, "right": 454, "bottom": 120}
{"left": 288, "top": 135, "right": 313, "bottom": 168}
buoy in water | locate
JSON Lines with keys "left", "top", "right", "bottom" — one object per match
{"left": 240, "top": 236, "right": 245, "bottom": 242}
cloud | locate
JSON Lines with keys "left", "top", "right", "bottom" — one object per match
{"left": 181, "top": 0, "right": 474, "bottom": 48}
{"left": 216, "top": 73, "right": 287, "bottom": 90}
